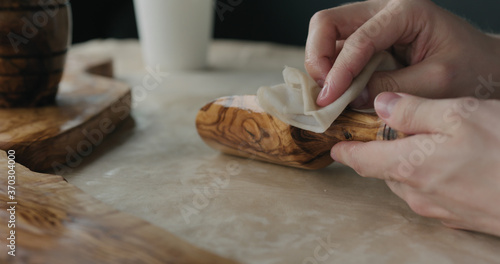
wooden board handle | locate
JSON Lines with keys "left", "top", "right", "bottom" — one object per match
{"left": 196, "top": 95, "right": 407, "bottom": 170}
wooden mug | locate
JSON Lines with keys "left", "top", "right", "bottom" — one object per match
{"left": 0, "top": 0, "right": 71, "bottom": 108}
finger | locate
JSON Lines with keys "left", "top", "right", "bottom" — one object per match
{"left": 334, "top": 40, "right": 345, "bottom": 60}
{"left": 331, "top": 139, "right": 414, "bottom": 183}
{"left": 441, "top": 221, "right": 466, "bottom": 230}
{"left": 374, "top": 92, "right": 462, "bottom": 135}
{"left": 386, "top": 180, "right": 454, "bottom": 219}
{"left": 305, "top": 2, "right": 379, "bottom": 89}
{"left": 318, "top": 1, "right": 420, "bottom": 106}
{"left": 306, "top": 41, "right": 346, "bottom": 87}
{"left": 332, "top": 131, "right": 452, "bottom": 184}
{"left": 353, "top": 58, "right": 453, "bottom": 109}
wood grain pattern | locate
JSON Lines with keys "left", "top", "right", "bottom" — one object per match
{"left": 0, "top": 150, "right": 240, "bottom": 263}
{"left": 0, "top": 55, "right": 132, "bottom": 172}
{"left": 196, "top": 95, "right": 406, "bottom": 170}
{"left": 0, "top": 0, "right": 71, "bottom": 107}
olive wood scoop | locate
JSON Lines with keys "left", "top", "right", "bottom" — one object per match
{"left": 196, "top": 95, "right": 406, "bottom": 170}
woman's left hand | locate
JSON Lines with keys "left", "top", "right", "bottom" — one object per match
{"left": 332, "top": 92, "right": 500, "bottom": 237}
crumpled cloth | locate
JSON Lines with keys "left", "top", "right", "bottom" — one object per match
{"left": 257, "top": 51, "right": 399, "bottom": 133}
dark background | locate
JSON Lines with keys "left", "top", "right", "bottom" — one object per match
{"left": 71, "top": 0, "right": 500, "bottom": 46}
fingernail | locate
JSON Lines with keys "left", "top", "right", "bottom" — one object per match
{"left": 330, "top": 148, "right": 338, "bottom": 161}
{"left": 317, "top": 82, "right": 330, "bottom": 102}
{"left": 375, "top": 92, "right": 402, "bottom": 119}
{"left": 350, "top": 87, "right": 369, "bottom": 108}
{"left": 331, "top": 147, "right": 347, "bottom": 165}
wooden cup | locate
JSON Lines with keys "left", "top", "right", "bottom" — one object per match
{"left": 0, "top": 0, "right": 71, "bottom": 108}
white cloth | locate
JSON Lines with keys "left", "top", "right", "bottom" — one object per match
{"left": 257, "top": 51, "right": 399, "bottom": 133}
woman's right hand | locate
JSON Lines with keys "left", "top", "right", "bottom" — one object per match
{"left": 305, "top": 0, "right": 500, "bottom": 108}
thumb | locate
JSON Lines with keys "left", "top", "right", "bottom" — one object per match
{"left": 351, "top": 61, "right": 448, "bottom": 109}
{"left": 374, "top": 92, "right": 453, "bottom": 135}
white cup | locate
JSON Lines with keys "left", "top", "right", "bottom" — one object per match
{"left": 133, "top": 0, "right": 214, "bottom": 71}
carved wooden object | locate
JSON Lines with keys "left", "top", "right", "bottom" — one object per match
{"left": 196, "top": 95, "right": 406, "bottom": 170}
{"left": 0, "top": 151, "right": 240, "bottom": 263}
{"left": 0, "top": 55, "right": 132, "bottom": 172}
{"left": 0, "top": 0, "right": 71, "bottom": 107}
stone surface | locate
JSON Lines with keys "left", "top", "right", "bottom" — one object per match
{"left": 63, "top": 39, "right": 500, "bottom": 264}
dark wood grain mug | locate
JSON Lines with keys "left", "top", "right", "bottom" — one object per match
{"left": 0, "top": 0, "right": 71, "bottom": 108}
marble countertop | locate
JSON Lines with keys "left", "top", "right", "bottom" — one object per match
{"left": 64, "top": 39, "right": 500, "bottom": 264}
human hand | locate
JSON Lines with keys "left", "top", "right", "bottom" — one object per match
{"left": 331, "top": 92, "right": 500, "bottom": 237}
{"left": 305, "top": 0, "right": 500, "bottom": 108}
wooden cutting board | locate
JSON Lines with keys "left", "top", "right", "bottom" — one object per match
{"left": 0, "top": 150, "right": 239, "bottom": 263}
{"left": 0, "top": 55, "right": 132, "bottom": 172}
